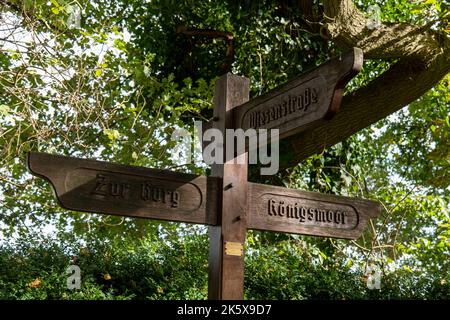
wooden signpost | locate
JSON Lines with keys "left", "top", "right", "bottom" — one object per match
{"left": 28, "top": 48, "right": 381, "bottom": 300}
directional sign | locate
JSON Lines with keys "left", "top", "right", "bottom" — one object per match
{"left": 247, "top": 182, "right": 380, "bottom": 239}
{"left": 27, "top": 152, "right": 219, "bottom": 225}
{"left": 27, "top": 64, "right": 383, "bottom": 301}
{"left": 28, "top": 151, "right": 380, "bottom": 240}
{"left": 233, "top": 48, "right": 363, "bottom": 140}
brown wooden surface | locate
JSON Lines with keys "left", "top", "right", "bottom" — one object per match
{"left": 27, "top": 152, "right": 219, "bottom": 225}
{"left": 201, "top": 119, "right": 213, "bottom": 152}
{"left": 208, "top": 73, "right": 250, "bottom": 300}
{"left": 247, "top": 182, "right": 380, "bottom": 239}
{"left": 233, "top": 48, "right": 362, "bottom": 141}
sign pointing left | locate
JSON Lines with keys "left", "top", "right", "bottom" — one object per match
{"left": 27, "top": 152, "right": 219, "bottom": 225}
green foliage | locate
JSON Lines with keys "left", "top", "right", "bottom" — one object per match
{"left": 245, "top": 237, "right": 450, "bottom": 299}
{"left": 0, "top": 0, "right": 449, "bottom": 300}
{"left": 0, "top": 230, "right": 209, "bottom": 300}
{"left": 370, "top": 75, "right": 450, "bottom": 191}
{"left": 357, "top": 0, "right": 449, "bottom": 31}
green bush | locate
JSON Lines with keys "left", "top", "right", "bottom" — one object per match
{"left": 1, "top": 233, "right": 448, "bottom": 300}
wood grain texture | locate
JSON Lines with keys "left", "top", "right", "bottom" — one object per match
{"left": 208, "top": 73, "right": 250, "bottom": 300}
{"left": 27, "top": 152, "right": 219, "bottom": 225}
{"left": 247, "top": 182, "right": 380, "bottom": 239}
{"left": 233, "top": 48, "right": 362, "bottom": 141}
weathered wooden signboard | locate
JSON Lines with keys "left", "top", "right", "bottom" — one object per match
{"left": 247, "top": 182, "right": 380, "bottom": 240}
{"left": 28, "top": 152, "right": 219, "bottom": 225}
{"left": 28, "top": 48, "right": 381, "bottom": 300}
{"left": 233, "top": 47, "right": 363, "bottom": 140}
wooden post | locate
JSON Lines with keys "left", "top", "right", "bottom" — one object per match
{"left": 27, "top": 50, "right": 377, "bottom": 300}
{"left": 208, "top": 73, "right": 250, "bottom": 300}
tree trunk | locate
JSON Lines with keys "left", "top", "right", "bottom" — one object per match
{"left": 279, "top": 0, "right": 450, "bottom": 169}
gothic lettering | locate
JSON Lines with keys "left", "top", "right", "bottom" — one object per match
{"left": 247, "top": 86, "right": 320, "bottom": 129}
{"left": 141, "top": 183, "right": 180, "bottom": 208}
{"left": 267, "top": 198, "right": 349, "bottom": 226}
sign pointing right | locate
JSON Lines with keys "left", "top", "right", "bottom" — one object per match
{"left": 247, "top": 182, "right": 380, "bottom": 239}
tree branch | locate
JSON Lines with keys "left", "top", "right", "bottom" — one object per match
{"left": 176, "top": 25, "right": 235, "bottom": 73}
{"left": 323, "top": 0, "right": 447, "bottom": 61}
{"left": 279, "top": 0, "right": 450, "bottom": 169}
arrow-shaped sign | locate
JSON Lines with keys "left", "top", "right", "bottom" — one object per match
{"left": 233, "top": 48, "right": 363, "bottom": 140}
{"left": 247, "top": 182, "right": 380, "bottom": 240}
{"left": 28, "top": 152, "right": 379, "bottom": 240}
{"left": 28, "top": 152, "right": 219, "bottom": 225}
